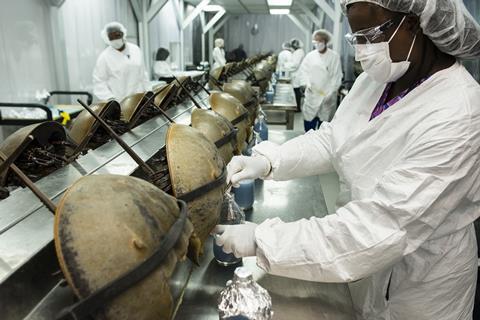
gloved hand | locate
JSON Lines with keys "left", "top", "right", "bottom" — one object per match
{"left": 214, "top": 221, "right": 258, "bottom": 258}
{"left": 227, "top": 155, "right": 271, "bottom": 187}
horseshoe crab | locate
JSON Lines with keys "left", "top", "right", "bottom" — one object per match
{"left": 166, "top": 124, "right": 225, "bottom": 261}
{"left": 76, "top": 101, "right": 227, "bottom": 264}
{"left": 209, "top": 92, "right": 251, "bottom": 154}
{"left": 54, "top": 175, "right": 194, "bottom": 320}
{"left": 191, "top": 108, "right": 236, "bottom": 164}
{"left": 209, "top": 66, "right": 225, "bottom": 88}
{"left": 0, "top": 121, "right": 69, "bottom": 189}
{"left": 119, "top": 91, "right": 157, "bottom": 127}
{"left": 68, "top": 100, "right": 127, "bottom": 152}
{"left": 153, "top": 83, "right": 177, "bottom": 110}
{"left": 223, "top": 80, "right": 258, "bottom": 125}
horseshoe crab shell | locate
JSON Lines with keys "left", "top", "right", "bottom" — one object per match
{"left": 191, "top": 108, "right": 236, "bottom": 164}
{"left": 0, "top": 121, "right": 66, "bottom": 186}
{"left": 209, "top": 92, "right": 250, "bottom": 154}
{"left": 68, "top": 100, "right": 121, "bottom": 146}
{"left": 153, "top": 83, "right": 176, "bottom": 110}
{"left": 166, "top": 124, "right": 225, "bottom": 262}
{"left": 119, "top": 92, "right": 154, "bottom": 123}
{"left": 54, "top": 175, "right": 194, "bottom": 320}
{"left": 209, "top": 66, "right": 225, "bottom": 88}
{"left": 223, "top": 81, "right": 258, "bottom": 125}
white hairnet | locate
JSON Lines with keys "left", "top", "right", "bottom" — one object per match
{"left": 340, "top": 0, "right": 480, "bottom": 59}
{"left": 101, "top": 22, "right": 127, "bottom": 45}
{"left": 312, "top": 29, "right": 333, "bottom": 45}
{"left": 215, "top": 38, "right": 224, "bottom": 47}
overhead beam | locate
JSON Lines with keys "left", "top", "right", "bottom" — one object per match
{"left": 147, "top": 0, "right": 168, "bottom": 22}
{"left": 203, "top": 9, "right": 226, "bottom": 34}
{"left": 288, "top": 14, "right": 311, "bottom": 51}
{"left": 297, "top": 1, "right": 322, "bottom": 27}
{"left": 312, "top": 0, "right": 335, "bottom": 20}
{"left": 182, "top": 0, "right": 210, "bottom": 29}
{"left": 171, "top": 0, "right": 183, "bottom": 30}
{"left": 212, "top": 15, "right": 229, "bottom": 34}
{"left": 287, "top": 14, "right": 310, "bottom": 33}
{"left": 332, "top": 0, "right": 343, "bottom": 52}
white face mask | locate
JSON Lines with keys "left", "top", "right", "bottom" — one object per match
{"left": 109, "top": 38, "right": 125, "bottom": 50}
{"left": 354, "top": 16, "right": 417, "bottom": 83}
{"left": 314, "top": 41, "right": 326, "bottom": 52}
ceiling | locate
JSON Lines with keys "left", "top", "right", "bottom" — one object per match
{"left": 185, "top": 0, "right": 319, "bottom": 15}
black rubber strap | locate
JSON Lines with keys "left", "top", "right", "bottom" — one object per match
{"left": 177, "top": 166, "right": 226, "bottom": 203}
{"left": 244, "top": 97, "right": 258, "bottom": 109}
{"left": 214, "top": 128, "right": 237, "bottom": 148}
{"left": 231, "top": 112, "right": 249, "bottom": 126}
{"left": 55, "top": 199, "right": 189, "bottom": 320}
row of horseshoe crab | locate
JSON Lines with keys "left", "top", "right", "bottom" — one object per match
{"left": 0, "top": 55, "right": 277, "bottom": 320}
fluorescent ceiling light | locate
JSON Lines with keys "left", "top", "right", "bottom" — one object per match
{"left": 269, "top": 8, "right": 290, "bottom": 14}
{"left": 203, "top": 5, "right": 223, "bottom": 12}
{"left": 267, "top": 0, "right": 293, "bottom": 5}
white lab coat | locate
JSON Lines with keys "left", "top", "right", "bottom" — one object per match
{"left": 284, "top": 48, "right": 305, "bottom": 88}
{"left": 276, "top": 49, "right": 293, "bottom": 75}
{"left": 300, "top": 49, "right": 343, "bottom": 122}
{"left": 153, "top": 61, "right": 172, "bottom": 79}
{"left": 212, "top": 47, "right": 226, "bottom": 70}
{"left": 93, "top": 43, "right": 150, "bottom": 101}
{"left": 252, "top": 62, "right": 480, "bottom": 319}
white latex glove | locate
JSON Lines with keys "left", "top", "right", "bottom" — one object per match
{"left": 214, "top": 221, "right": 258, "bottom": 258}
{"left": 227, "top": 155, "right": 271, "bottom": 187}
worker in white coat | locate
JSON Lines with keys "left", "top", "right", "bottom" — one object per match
{"left": 92, "top": 22, "right": 150, "bottom": 101}
{"left": 285, "top": 38, "right": 305, "bottom": 112}
{"left": 215, "top": 0, "right": 480, "bottom": 319}
{"left": 276, "top": 41, "right": 293, "bottom": 76}
{"left": 300, "top": 29, "right": 343, "bottom": 131}
{"left": 212, "top": 38, "right": 226, "bottom": 70}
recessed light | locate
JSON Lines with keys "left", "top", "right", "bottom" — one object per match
{"left": 269, "top": 8, "right": 290, "bottom": 14}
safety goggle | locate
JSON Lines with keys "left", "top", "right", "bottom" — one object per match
{"left": 344, "top": 15, "right": 403, "bottom": 46}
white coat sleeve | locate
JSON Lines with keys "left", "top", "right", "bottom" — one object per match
{"left": 92, "top": 55, "right": 115, "bottom": 101}
{"left": 254, "top": 119, "right": 476, "bottom": 283}
{"left": 253, "top": 121, "right": 335, "bottom": 180}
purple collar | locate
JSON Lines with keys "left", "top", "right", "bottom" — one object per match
{"left": 370, "top": 77, "right": 429, "bottom": 121}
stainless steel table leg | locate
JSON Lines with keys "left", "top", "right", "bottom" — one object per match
{"left": 286, "top": 111, "right": 294, "bottom": 130}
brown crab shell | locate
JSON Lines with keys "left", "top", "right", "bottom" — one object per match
{"left": 191, "top": 108, "right": 235, "bottom": 164}
{"left": 166, "top": 124, "right": 225, "bottom": 262}
{"left": 0, "top": 121, "right": 66, "bottom": 186}
{"left": 54, "top": 174, "right": 194, "bottom": 320}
